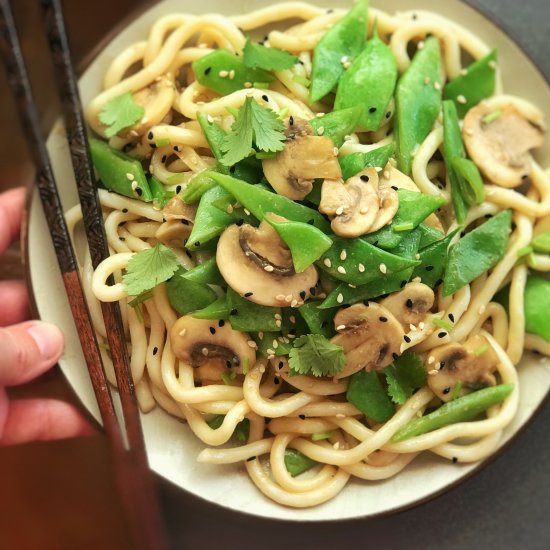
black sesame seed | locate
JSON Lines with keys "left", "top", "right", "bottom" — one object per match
{"left": 181, "top": 219, "right": 189, "bottom": 225}
{"left": 385, "top": 111, "right": 391, "bottom": 119}
{"left": 400, "top": 280, "right": 407, "bottom": 288}
{"left": 204, "top": 67, "right": 212, "bottom": 75}
{"left": 122, "top": 208, "right": 128, "bottom": 213}
{"left": 425, "top": 265, "right": 434, "bottom": 271}
{"left": 369, "top": 107, "right": 377, "bottom": 113}
{"left": 522, "top": 174, "right": 529, "bottom": 180}
{"left": 310, "top": 287, "right": 316, "bottom": 296}
{"left": 262, "top": 94, "right": 269, "bottom": 102}
{"left": 373, "top": 240, "right": 379, "bottom": 246}
{"left": 173, "top": 145, "right": 180, "bottom": 152}
{"left": 150, "top": 143, "right": 156, "bottom": 149}
{"left": 161, "top": 155, "right": 167, "bottom": 163}
{"left": 176, "top": 185, "right": 182, "bottom": 194}
{"left": 226, "top": 360, "right": 232, "bottom": 369}
{"left": 246, "top": 456, "right": 256, "bottom": 462}
{"left": 448, "top": 313, "right": 455, "bottom": 322}
{"left": 406, "top": 298, "right": 414, "bottom": 309}
{"left": 391, "top": 185, "right": 398, "bottom": 191}
{"left": 236, "top": 219, "right": 244, "bottom": 226}
{"left": 194, "top": 241, "right": 201, "bottom": 247}
{"left": 379, "top": 316, "right": 388, "bottom": 322}
{"left": 229, "top": 166, "right": 236, "bottom": 174}
{"left": 299, "top": 290, "right": 306, "bottom": 300}
{"left": 135, "top": 187, "right": 143, "bottom": 196}
{"left": 274, "top": 378, "right": 280, "bottom": 385}
{"left": 147, "top": 131, "right": 154, "bottom": 140}
{"left": 218, "top": 320, "right": 225, "bottom": 327}
{"left": 360, "top": 175, "right": 370, "bottom": 182}
{"left": 434, "top": 278, "right": 444, "bottom": 287}
{"left": 289, "top": 115, "right": 294, "bottom": 126}
{"left": 185, "top": 250, "right": 192, "bottom": 259}
{"left": 452, "top": 456, "right": 458, "bottom": 464}
{"left": 392, "top": 352, "right": 399, "bottom": 361}
{"left": 278, "top": 361, "right": 284, "bottom": 369}
{"left": 438, "top": 332, "right": 447, "bottom": 338}
{"left": 209, "top": 327, "right": 216, "bottom": 335}
{"left": 244, "top": 292, "right": 253, "bottom": 297}
{"left": 460, "top": 231, "right": 466, "bottom": 238}
{"left": 307, "top": 219, "right": 315, "bottom": 225}
{"left": 230, "top": 308, "right": 238, "bottom": 315}
{"left": 119, "top": 237, "right": 125, "bottom": 241}
{"left": 485, "top": 214, "right": 493, "bottom": 219}
{"left": 404, "top": 335, "right": 411, "bottom": 343}
{"left": 443, "top": 387, "right": 451, "bottom": 394}
{"left": 153, "top": 347, "right": 158, "bottom": 355}
{"left": 299, "top": 414, "right": 306, "bottom": 420}
{"left": 440, "top": 361, "right": 446, "bottom": 370}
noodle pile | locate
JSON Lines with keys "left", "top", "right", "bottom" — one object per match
{"left": 64, "top": 2, "right": 550, "bottom": 507}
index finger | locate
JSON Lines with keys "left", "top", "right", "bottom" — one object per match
{"left": 0, "top": 187, "right": 26, "bottom": 255}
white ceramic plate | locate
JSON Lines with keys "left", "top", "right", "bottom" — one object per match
{"left": 28, "top": 0, "right": 550, "bottom": 521}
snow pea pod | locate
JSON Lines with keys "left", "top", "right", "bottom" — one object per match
{"left": 197, "top": 111, "right": 227, "bottom": 161}
{"left": 90, "top": 138, "right": 153, "bottom": 201}
{"left": 148, "top": 176, "right": 173, "bottom": 208}
{"left": 166, "top": 268, "right": 217, "bottom": 315}
{"left": 284, "top": 449, "right": 318, "bottom": 477}
{"left": 452, "top": 157, "right": 485, "bottom": 206}
{"left": 266, "top": 217, "right": 332, "bottom": 272}
{"left": 334, "top": 27, "right": 398, "bottom": 131}
{"left": 443, "top": 100, "right": 468, "bottom": 224}
{"left": 524, "top": 276, "right": 550, "bottom": 341}
{"left": 181, "top": 257, "right": 224, "bottom": 286}
{"left": 227, "top": 289, "right": 282, "bottom": 332}
{"left": 207, "top": 171, "right": 331, "bottom": 232}
{"left": 411, "top": 229, "right": 458, "bottom": 288}
{"left": 320, "top": 229, "right": 421, "bottom": 308}
{"left": 444, "top": 50, "right": 497, "bottom": 119}
{"left": 309, "top": 0, "right": 368, "bottom": 103}
{"left": 338, "top": 143, "right": 395, "bottom": 180}
{"left": 391, "top": 383, "right": 514, "bottom": 442}
{"left": 192, "top": 296, "right": 230, "bottom": 320}
{"left": 443, "top": 209, "right": 512, "bottom": 296}
{"left": 309, "top": 105, "right": 363, "bottom": 148}
{"left": 192, "top": 49, "right": 273, "bottom": 95}
{"left": 316, "top": 234, "right": 419, "bottom": 287}
{"left": 417, "top": 223, "right": 444, "bottom": 249}
{"left": 298, "top": 302, "right": 338, "bottom": 339}
{"left": 395, "top": 37, "right": 442, "bottom": 176}
{"left": 254, "top": 331, "right": 292, "bottom": 357}
{"left": 347, "top": 370, "right": 394, "bottom": 423}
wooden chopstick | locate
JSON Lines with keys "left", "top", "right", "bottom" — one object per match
{"left": 0, "top": 1, "right": 169, "bottom": 548}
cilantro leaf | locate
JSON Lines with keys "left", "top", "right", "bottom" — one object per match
{"left": 122, "top": 243, "right": 179, "bottom": 296}
{"left": 288, "top": 334, "right": 346, "bottom": 378}
{"left": 220, "top": 97, "right": 285, "bottom": 166}
{"left": 384, "top": 352, "right": 427, "bottom": 405}
{"left": 99, "top": 92, "right": 144, "bottom": 138}
{"left": 243, "top": 38, "right": 298, "bottom": 71}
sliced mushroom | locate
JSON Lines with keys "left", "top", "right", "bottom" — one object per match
{"left": 129, "top": 79, "right": 175, "bottom": 138}
{"left": 427, "top": 334, "right": 499, "bottom": 402}
{"left": 319, "top": 174, "right": 379, "bottom": 237}
{"left": 170, "top": 316, "right": 256, "bottom": 377}
{"left": 331, "top": 303, "right": 404, "bottom": 379}
{"left": 368, "top": 185, "right": 399, "bottom": 232}
{"left": 380, "top": 282, "right": 435, "bottom": 329}
{"left": 155, "top": 196, "right": 196, "bottom": 245}
{"left": 216, "top": 217, "right": 318, "bottom": 307}
{"left": 162, "top": 196, "right": 197, "bottom": 222}
{"left": 262, "top": 118, "right": 342, "bottom": 200}
{"left": 463, "top": 102, "right": 544, "bottom": 188}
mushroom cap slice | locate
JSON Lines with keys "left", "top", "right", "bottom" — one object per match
{"left": 368, "top": 185, "right": 399, "bottom": 232}
{"left": 463, "top": 102, "right": 544, "bottom": 188}
{"left": 331, "top": 303, "right": 404, "bottom": 379}
{"left": 319, "top": 168, "right": 381, "bottom": 238}
{"left": 427, "top": 335, "right": 499, "bottom": 401}
{"left": 262, "top": 128, "right": 342, "bottom": 200}
{"left": 162, "top": 196, "right": 197, "bottom": 222}
{"left": 379, "top": 282, "right": 435, "bottom": 329}
{"left": 154, "top": 219, "right": 192, "bottom": 245}
{"left": 216, "top": 220, "right": 318, "bottom": 307}
{"left": 170, "top": 315, "right": 256, "bottom": 375}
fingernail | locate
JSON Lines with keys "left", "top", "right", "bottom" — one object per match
{"left": 26, "top": 322, "right": 64, "bottom": 361}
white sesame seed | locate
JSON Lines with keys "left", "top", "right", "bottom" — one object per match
{"left": 264, "top": 265, "right": 274, "bottom": 272}
{"left": 207, "top": 114, "right": 214, "bottom": 123}
{"left": 337, "top": 293, "right": 344, "bottom": 304}
{"left": 274, "top": 313, "right": 282, "bottom": 320}
{"left": 434, "top": 81, "right": 441, "bottom": 91}
{"left": 383, "top": 170, "right": 391, "bottom": 180}
{"left": 428, "top": 369, "right": 439, "bottom": 375}
{"left": 333, "top": 147, "right": 339, "bottom": 156}
{"left": 178, "top": 328, "right": 187, "bottom": 337}
{"left": 488, "top": 60, "right": 497, "bottom": 70}
{"left": 348, "top": 284, "right": 356, "bottom": 288}
{"left": 358, "top": 263, "right": 365, "bottom": 273}
{"left": 335, "top": 413, "right": 346, "bottom": 419}
{"left": 244, "top": 81, "right": 252, "bottom": 88}
{"left": 267, "top": 349, "right": 275, "bottom": 355}
{"left": 275, "top": 319, "right": 282, "bottom": 328}
{"left": 258, "top": 332, "right": 264, "bottom": 340}
{"left": 415, "top": 253, "right": 421, "bottom": 260}
{"left": 428, "top": 355, "right": 435, "bottom": 364}
{"left": 410, "top": 324, "right": 417, "bottom": 332}
{"left": 324, "top": 258, "right": 332, "bottom": 268}
{"left": 276, "top": 294, "right": 286, "bottom": 301}
{"left": 418, "top": 322, "right": 425, "bottom": 330}
{"left": 317, "top": 126, "right": 325, "bottom": 135}
{"left": 337, "top": 266, "right": 346, "bottom": 274}
{"left": 126, "top": 172, "right": 135, "bottom": 181}
{"left": 244, "top": 208, "right": 251, "bottom": 216}
{"left": 285, "top": 294, "right": 293, "bottom": 303}
{"left": 272, "top": 340, "right": 279, "bottom": 349}
{"left": 218, "top": 70, "right": 229, "bottom": 78}
{"left": 456, "top": 94, "right": 467, "bottom": 104}
{"left": 333, "top": 441, "right": 340, "bottom": 449}
{"left": 202, "top": 347, "right": 209, "bottom": 356}
{"left": 465, "top": 128, "right": 475, "bottom": 136}
{"left": 379, "top": 263, "right": 387, "bottom": 274}
{"left": 417, "top": 40, "right": 425, "bottom": 50}
{"left": 290, "top": 315, "right": 296, "bottom": 323}
{"left": 335, "top": 206, "right": 344, "bottom": 216}
{"left": 340, "top": 250, "right": 347, "bottom": 261}
{"left": 226, "top": 204, "right": 234, "bottom": 214}
{"left": 229, "top": 69, "right": 235, "bottom": 80}
{"left": 316, "top": 112, "right": 325, "bottom": 118}
{"left": 340, "top": 55, "right": 349, "bottom": 64}
{"left": 336, "top": 324, "right": 346, "bottom": 331}
{"left": 247, "top": 340, "right": 257, "bottom": 348}
{"left": 360, "top": 207, "right": 369, "bottom": 215}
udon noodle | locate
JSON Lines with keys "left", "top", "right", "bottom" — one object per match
{"left": 64, "top": 2, "right": 550, "bottom": 507}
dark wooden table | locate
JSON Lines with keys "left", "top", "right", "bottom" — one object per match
{"left": 1, "top": 1, "right": 549, "bottom": 548}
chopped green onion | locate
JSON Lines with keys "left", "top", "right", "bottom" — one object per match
{"left": 451, "top": 157, "right": 485, "bottom": 206}
{"left": 482, "top": 110, "right": 502, "bottom": 125}
{"left": 242, "top": 356, "right": 250, "bottom": 375}
{"left": 393, "top": 222, "right": 415, "bottom": 232}
{"left": 292, "top": 74, "right": 311, "bottom": 87}
{"left": 451, "top": 381, "right": 463, "bottom": 400}
{"left": 432, "top": 318, "right": 453, "bottom": 332}
{"left": 255, "top": 151, "right": 278, "bottom": 159}
{"left": 253, "top": 81, "right": 270, "bottom": 89}
{"left": 166, "top": 173, "right": 187, "bottom": 184}
{"left": 278, "top": 107, "right": 289, "bottom": 120}
{"left": 311, "top": 430, "right": 334, "bottom": 441}
{"left": 516, "top": 245, "right": 533, "bottom": 258}
{"left": 531, "top": 232, "right": 550, "bottom": 254}
{"left": 474, "top": 344, "right": 489, "bottom": 357}
{"left": 155, "top": 138, "right": 171, "bottom": 147}
{"left": 221, "top": 371, "right": 237, "bottom": 385}
{"left": 225, "top": 106, "right": 240, "bottom": 118}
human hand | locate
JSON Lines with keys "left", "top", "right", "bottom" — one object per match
{"left": 0, "top": 187, "right": 93, "bottom": 444}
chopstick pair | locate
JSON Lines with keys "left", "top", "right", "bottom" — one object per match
{"left": 0, "top": 1, "right": 169, "bottom": 548}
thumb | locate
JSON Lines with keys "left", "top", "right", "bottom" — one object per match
{"left": 0, "top": 321, "right": 64, "bottom": 386}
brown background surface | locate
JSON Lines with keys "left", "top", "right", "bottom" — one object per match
{"left": 1, "top": 1, "right": 549, "bottom": 549}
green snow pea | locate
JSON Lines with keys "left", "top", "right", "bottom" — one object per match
{"left": 411, "top": 229, "right": 458, "bottom": 288}
{"left": 192, "top": 49, "right": 273, "bottom": 95}
{"left": 391, "top": 383, "right": 514, "bottom": 442}
{"left": 309, "top": 105, "right": 363, "bottom": 148}
{"left": 148, "top": 176, "right": 173, "bottom": 208}
{"left": 524, "top": 276, "right": 550, "bottom": 341}
{"left": 90, "top": 138, "right": 153, "bottom": 201}
{"left": 443, "top": 210, "right": 512, "bottom": 296}
{"left": 316, "top": 234, "right": 419, "bottom": 287}
{"left": 320, "top": 229, "right": 421, "bottom": 308}
{"left": 309, "top": 0, "right": 368, "bottom": 103}
{"left": 266, "top": 216, "right": 332, "bottom": 272}
{"left": 395, "top": 37, "right": 442, "bottom": 176}
{"left": 227, "top": 289, "right": 282, "bottom": 333}
{"left": 443, "top": 100, "right": 468, "bottom": 224}
{"left": 452, "top": 157, "right": 485, "bottom": 206}
{"left": 181, "top": 257, "right": 224, "bottom": 286}
{"left": 364, "top": 189, "right": 446, "bottom": 249}
{"left": 192, "top": 296, "right": 230, "bottom": 320}
{"left": 186, "top": 186, "right": 234, "bottom": 250}
{"left": 298, "top": 302, "right": 337, "bottom": 339}
{"left": 284, "top": 448, "right": 318, "bottom": 477}
{"left": 338, "top": 143, "right": 395, "bottom": 180}
{"left": 417, "top": 223, "right": 444, "bottom": 249}
{"left": 206, "top": 172, "right": 331, "bottom": 232}
{"left": 181, "top": 170, "right": 217, "bottom": 203}
{"left": 254, "top": 331, "right": 293, "bottom": 357}
{"left": 532, "top": 232, "right": 550, "bottom": 253}
{"left": 334, "top": 27, "right": 398, "bottom": 131}
{"left": 346, "top": 370, "right": 394, "bottom": 423}
{"left": 197, "top": 111, "right": 227, "bottom": 161}
{"left": 166, "top": 268, "right": 217, "bottom": 315}
{"left": 444, "top": 50, "right": 497, "bottom": 119}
